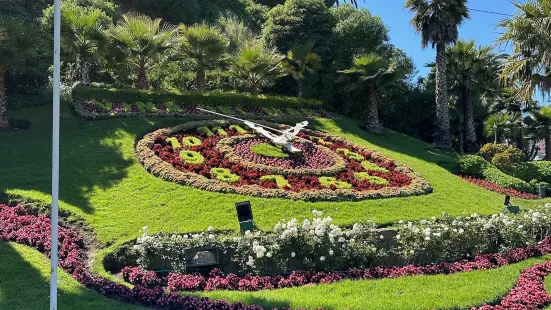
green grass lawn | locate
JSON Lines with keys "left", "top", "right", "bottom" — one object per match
{"left": 0, "top": 242, "right": 145, "bottom": 310}
{"left": 2, "top": 103, "right": 551, "bottom": 309}
{"left": 3, "top": 241, "right": 550, "bottom": 310}
{"left": 1, "top": 103, "right": 547, "bottom": 245}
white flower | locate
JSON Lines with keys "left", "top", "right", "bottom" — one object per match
{"left": 409, "top": 250, "right": 415, "bottom": 255}
{"left": 207, "top": 226, "right": 213, "bottom": 232}
{"left": 433, "top": 232, "right": 441, "bottom": 237}
{"left": 312, "top": 209, "right": 323, "bottom": 217}
{"left": 329, "top": 250, "right": 334, "bottom": 255}
{"left": 266, "top": 252, "right": 272, "bottom": 258}
{"left": 424, "top": 236, "right": 431, "bottom": 241}
{"left": 379, "top": 235, "right": 384, "bottom": 239}
{"left": 420, "top": 219, "right": 427, "bottom": 225}
{"left": 208, "top": 234, "right": 215, "bottom": 240}
{"left": 246, "top": 256, "right": 255, "bottom": 267}
{"left": 256, "top": 251, "right": 265, "bottom": 258}
{"left": 398, "top": 220, "right": 404, "bottom": 224}
{"left": 338, "top": 237, "right": 346, "bottom": 243}
{"left": 320, "top": 256, "right": 326, "bottom": 261}
{"left": 291, "top": 252, "right": 296, "bottom": 257}
{"left": 253, "top": 240, "right": 259, "bottom": 247}
{"left": 183, "top": 234, "right": 189, "bottom": 239}
{"left": 245, "top": 230, "right": 251, "bottom": 235}
{"left": 395, "top": 234, "right": 401, "bottom": 240}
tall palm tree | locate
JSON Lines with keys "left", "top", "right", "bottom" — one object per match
{"left": 61, "top": 3, "right": 109, "bottom": 85}
{"left": 498, "top": 0, "right": 551, "bottom": 100}
{"left": 445, "top": 40, "right": 503, "bottom": 153}
{"left": 280, "top": 40, "right": 322, "bottom": 98}
{"left": 406, "top": 0, "right": 469, "bottom": 149}
{"left": 177, "top": 24, "right": 229, "bottom": 91}
{"left": 339, "top": 53, "right": 405, "bottom": 134}
{"left": 0, "top": 18, "right": 46, "bottom": 128}
{"left": 110, "top": 14, "right": 176, "bottom": 90}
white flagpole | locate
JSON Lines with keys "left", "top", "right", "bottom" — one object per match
{"left": 50, "top": 0, "right": 61, "bottom": 308}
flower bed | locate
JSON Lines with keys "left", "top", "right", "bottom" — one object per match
{"left": 136, "top": 120, "right": 432, "bottom": 201}
{"left": 461, "top": 176, "right": 538, "bottom": 199}
{"left": 0, "top": 204, "right": 282, "bottom": 310}
{"left": 73, "top": 99, "right": 331, "bottom": 120}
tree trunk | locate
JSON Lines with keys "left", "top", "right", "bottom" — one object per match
{"left": 434, "top": 43, "right": 452, "bottom": 149}
{"left": 463, "top": 89, "right": 478, "bottom": 153}
{"left": 365, "top": 87, "right": 382, "bottom": 135}
{"left": 195, "top": 70, "right": 206, "bottom": 91}
{"left": 297, "top": 80, "right": 303, "bottom": 98}
{"left": 80, "top": 55, "right": 91, "bottom": 86}
{"left": 0, "top": 68, "right": 8, "bottom": 128}
{"left": 136, "top": 62, "right": 149, "bottom": 90}
{"left": 545, "top": 135, "right": 551, "bottom": 161}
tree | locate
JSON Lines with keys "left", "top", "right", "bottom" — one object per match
{"left": 498, "top": 0, "right": 551, "bottom": 100}
{"left": 406, "top": 0, "right": 469, "bottom": 149}
{"left": 217, "top": 13, "right": 257, "bottom": 53}
{"left": 262, "top": 0, "right": 335, "bottom": 61}
{"left": 0, "top": 18, "right": 47, "bottom": 127}
{"left": 280, "top": 41, "right": 322, "bottom": 98}
{"left": 228, "top": 42, "right": 283, "bottom": 94}
{"left": 58, "top": 3, "right": 110, "bottom": 85}
{"left": 330, "top": 4, "right": 389, "bottom": 68}
{"left": 109, "top": 14, "right": 176, "bottom": 90}
{"left": 526, "top": 106, "right": 551, "bottom": 160}
{"left": 339, "top": 53, "right": 406, "bottom": 134}
{"left": 177, "top": 24, "right": 229, "bottom": 90}
{"left": 444, "top": 40, "right": 503, "bottom": 153}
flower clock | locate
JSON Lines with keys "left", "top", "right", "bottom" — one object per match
{"left": 136, "top": 120, "right": 432, "bottom": 201}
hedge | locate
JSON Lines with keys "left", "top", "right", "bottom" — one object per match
{"left": 72, "top": 86, "right": 324, "bottom": 109}
{"left": 506, "top": 161, "right": 551, "bottom": 184}
{"left": 7, "top": 90, "right": 53, "bottom": 110}
{"left": 458, "top": 155, "right": 534, "bottom": 193}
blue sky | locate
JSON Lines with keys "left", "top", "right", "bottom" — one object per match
{"left": 360, "top": 0, "right": 516, "bottom": 76}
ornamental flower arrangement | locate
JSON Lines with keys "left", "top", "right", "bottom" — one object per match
{"left": 136, "top": 120, "right": 432, "bottom": 201}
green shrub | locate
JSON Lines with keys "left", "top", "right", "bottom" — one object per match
{"left": 478, "top": 143, "right": 509, "bottom": 161}
{"left": 6, "top": 90, "right": 52, "bottom": 110}
{"left": 459, "top": 155, "right": 534, "bottom": 193}
{"left": 179, "top": 150, "right": 204, "bottom": 164}
{"left": 211, "top": 126, "right": 228, "bottom": 136}
{"left": 72, "top": 86, "right": 323, "bottom": 109}
{"left": 354, "top": 173, "right": 389, "bottom": 185}
{"left": 491, "top": 147, "right": 526, "bottom": 169}
{"left": 318, "top": 176, "right": 352, "bottom": 189}
{"left": 507, "top": 161, "right": 551, "bottom": 184}
{"left": 336, "top": 148, "right": 364, "bottom": 161}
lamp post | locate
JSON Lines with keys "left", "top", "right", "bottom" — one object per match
{"left": 50, "top": 0, "right": 61, "bottom": 309}
{"left": 493, "top": 122, "right": 498, "bottom": 144}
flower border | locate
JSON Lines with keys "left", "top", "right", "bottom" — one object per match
{"left": 135, "top": 120, "right": 432, "bottom": 201}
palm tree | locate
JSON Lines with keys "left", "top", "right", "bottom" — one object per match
{"left": 280, "top": 40, "right": 322, "bottom": 98}
{"left": 0, "top": 18, "right": 46, "bottom": 128}
{"left": 498, "top": 0, "right": 551, "bottom": 100}
{"left": 176, "top": 24, "right": 229, "bottom": 91}
{"left": 405, "top": 0, "right": 469, "bottom": 149}
{"left": 526, "top": 106, "right": 551, "bottom": 160}
{"left": 445, "top": 40, "right": 503, "bottom": 153}
{"left": 228, "top": 42, "right": 283, "bottom": 94}
{"left": 339, "top": 53, "right": 405, "bottom": 135}
{"left": 61, "top": 3, "right": 109, "bottom": 85}
{"left": 110, "top": 14, "right": 176, "bottom": 90}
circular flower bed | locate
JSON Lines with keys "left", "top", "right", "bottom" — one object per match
{"left": 136, "top": 120, "right": 432, "bottom": 201}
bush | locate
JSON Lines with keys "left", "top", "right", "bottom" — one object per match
{"left": 458, "top": 155, "right": 534, "bottom": 193}
{"left": 7, "top": 90, "right": 53, "bottom": 110}
{"left": 491, "top": 147, "right": 526, "bottom": 169}
{"left": 507, "top": 161, "right": 551, "bottom": 184}
{"left": 478, "top": 143, "right": 509, "bottom": 161}
{"left": 72, "top": 86, "right": 323, "bottom": 109}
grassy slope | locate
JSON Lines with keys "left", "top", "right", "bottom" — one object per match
{"left": 2, "top": 241, "right": 548, "bottom": 310}
{"left": 0, "top": 242, "right": 145, "bottom": 310}
{"left": 0, "top": 103, "right": 548, "bottom": 245}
